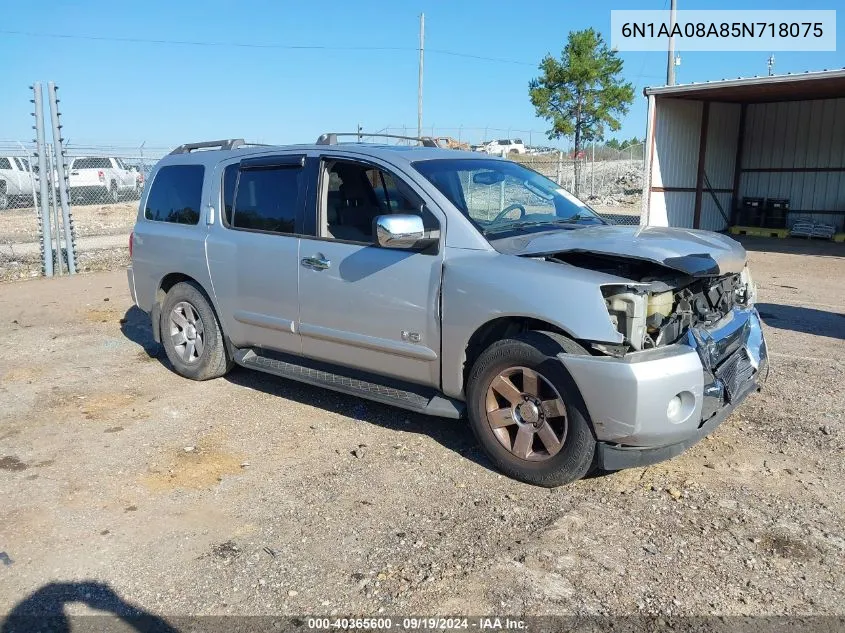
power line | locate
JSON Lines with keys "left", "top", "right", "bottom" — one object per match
{"left": 0, "top": 29, "right": 536, "bottom": 66}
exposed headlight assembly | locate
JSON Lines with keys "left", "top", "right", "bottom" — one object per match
{"left": 738, "top": 265, "right": 757, "bottom": 306}
{"left": 601, "top": 285, "right": 648, "bottom": 351}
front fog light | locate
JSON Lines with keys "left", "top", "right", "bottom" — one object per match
{"left": 667, "top": 391, "right": 695, "bottom": 424}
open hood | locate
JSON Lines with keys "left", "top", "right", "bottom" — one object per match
{"left": 492, "top": 225, "right": 747, "bottom": 277}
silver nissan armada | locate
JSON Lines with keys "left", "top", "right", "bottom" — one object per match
{"left": 127, "top": 134, "right": 767, "bottom": 487}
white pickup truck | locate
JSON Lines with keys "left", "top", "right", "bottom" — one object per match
{"left": 0, "top": 156, "right": 37, "bottom": 209}
{"left": 68, "top": 156, "right": 140, "bottom": 203}
{"left": 478, "top": 139, "right": 527, "bottom": 157}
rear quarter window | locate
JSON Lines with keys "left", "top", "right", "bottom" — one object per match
{"left": 144, "top": 164, "right": 204, "bottom": 225}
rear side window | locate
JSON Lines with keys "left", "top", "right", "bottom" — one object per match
{"left": 72, "top": 157, "right": 112, "bottom": 169}
{"left": 145, "top": 165, "right": 204, "bottom": 225}
{"left": 222, "top": 163, "right": 238, "bottom": 225}
{"left": 232, "top": 167, "right": 301, "bottom": 234}
{"left": 0, "top": 158, "right": 11, "bottom": 170}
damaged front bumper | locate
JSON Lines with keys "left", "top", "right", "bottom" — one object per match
{"left": 559, "top": 307, "right": 768, "bottom": 470}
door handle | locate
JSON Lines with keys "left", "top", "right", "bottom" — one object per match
{"left": 301, "top": 255, "right": 331, "bottom": 270}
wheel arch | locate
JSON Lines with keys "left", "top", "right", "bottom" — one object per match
{"left": 151, "top": 272, "right": 221, "bottom": 344}
{"left": 460, "top": 315, "right": 586, "bottom": 398}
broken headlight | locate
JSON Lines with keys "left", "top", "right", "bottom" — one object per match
{"left": 738, "top": 265, "right": 757, "bottom": 306}
{"left": 601, "top": 285, "right": 648, "bottom": 351}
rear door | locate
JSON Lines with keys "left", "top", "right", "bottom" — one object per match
{"left": 205, "top": 153, "right": 307, "bottom": 354}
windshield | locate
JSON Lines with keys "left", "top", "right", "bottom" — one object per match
{"left": 413, "top": 158, "right": 605, "bottom": 238}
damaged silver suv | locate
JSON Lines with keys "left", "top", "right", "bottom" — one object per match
{"left": 128, "top": 134, "right": 767, "bottom": 487}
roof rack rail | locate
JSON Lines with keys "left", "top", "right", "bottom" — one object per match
{"left": 170, "top": 139, "right": 246, "bottom": 155}
{"left": 316, "top": 132, "right": 439, "bottom": 148}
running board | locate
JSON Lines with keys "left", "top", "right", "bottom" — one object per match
{"left": 234, "top": 349, "right": 464, "bottom": 419}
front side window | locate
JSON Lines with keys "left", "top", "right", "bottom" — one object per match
{"left": 321, "top": 159, "right": 436, "bottom": 243}
{"left": 232, "top": 166, "right": 300, "bottom": 234}
{"left": 0, "top": 158, "right": 12, "bottom": 170}
{"left": 413, "top": 158, "right": 604, "bottom": 239}
{"left": 145, "top": 164, "right": 204, "bottom": 225}
{"left": 19, "top": 158, "right": 30, "bottom": 171}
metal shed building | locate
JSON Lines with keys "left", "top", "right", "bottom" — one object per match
{"left": 641, "top": 69, "right": 845, "bottom": 236}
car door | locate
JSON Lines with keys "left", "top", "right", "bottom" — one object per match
{"left": 297, "top": 155, "right": 444, "bottom": 387}
{"left": 205, "top": 153, "right": 307, "bottom": 354}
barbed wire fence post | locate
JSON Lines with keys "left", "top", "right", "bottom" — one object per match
{"left": 32, "top": 82, "right": 54, "bottom": 277}
{"left": 48, "top": 81, "right": 78, "bottom": 274}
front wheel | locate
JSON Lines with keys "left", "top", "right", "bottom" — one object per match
{"left": 466, "top": 331, "right": 596, "bottom": 487}
{"left": 160, "top": 281, "right": 232, "bottom": 380}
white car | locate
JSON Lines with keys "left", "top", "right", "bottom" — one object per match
{"left": 68, "top": 156, "right": 140, "bottom": 204}
{"left": 477, "top": 139, "right": 526, "bottom": 156}
{"left": 0, "top": 156, "right": 38, "bottom": 209}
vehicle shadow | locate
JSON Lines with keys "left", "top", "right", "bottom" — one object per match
{"left": 1, "top": 581, "right": 177, "bottom": 633}
{"left": 223, "top": 366, "right": 494, "bottom": 471}
{"left": 120, "top": 305, "right": 162, "bottom": 360}
{"left": 756, "top": 302, "right": 845, "bottom": 340}
{"left": 118, "top": 306, "right": 496, "bottom": 474}
{"left": 736, "top": 234, "right": 845, "bottom": 258}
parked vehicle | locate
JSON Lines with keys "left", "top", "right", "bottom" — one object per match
{"left": 0, "top": 156, "right": 37, "bottom": 209}
{"left": 478, "top": 139, "right": 526, "bottom": 156}
{"left": 128, "top": 135, "right": 767, "bottom": 486}
{"left": 68, "top": 156, "right": 140, "bottom": 203}
{"left": 434, "top": 136, "right": 470, "bottom": 151}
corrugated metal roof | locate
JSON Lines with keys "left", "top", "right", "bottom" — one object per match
{"left": 644, "top": 68, "right": 845, "bottom": 103}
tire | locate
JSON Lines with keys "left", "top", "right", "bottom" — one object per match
{"left": 0, "top": 192, "right": 8, "bottom": 211}
{"left": 109, "top": 182, "right": 119, "bottom": 203}
{"left": 466, "top": 330, "right": 596, "bottom": 487}
{"left": 160, "top": 281, "right": 232, "bottom": 380}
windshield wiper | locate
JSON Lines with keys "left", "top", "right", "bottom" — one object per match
{"left": 485, "top": 216, "right": 594, "bottom": 234}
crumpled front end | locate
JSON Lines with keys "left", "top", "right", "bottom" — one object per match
{"left": 689, "top": 306, "right": 768, "bottom": 423}
{"left": 559, "top": 305, "right": 767, "bottom": 470}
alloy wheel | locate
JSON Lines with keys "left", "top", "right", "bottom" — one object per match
{"left": 169, "top": 301, "right": 205, "bottom": 364}
{"left": 485, "top": 366, "right": 568, "bottom": 461}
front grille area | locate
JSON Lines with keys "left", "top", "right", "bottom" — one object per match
{"left": 716, "top": 347, "right": 756, "bottom": 402}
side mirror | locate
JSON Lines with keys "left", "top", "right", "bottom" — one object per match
{"left": 374, "top": 214, "right": 432, "bottom": 249}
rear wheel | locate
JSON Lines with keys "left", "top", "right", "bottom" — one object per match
{"left": 160, "top": 281, "right": 232, "bottom": 380}
{"left": 466, "top": 331, "right": 596, "bottom": 487}
{"left": 109, "top": 182, "right": 118, "bottom": 203}
{"left": 0, "top": 192, "right": 8, "bottom": 210}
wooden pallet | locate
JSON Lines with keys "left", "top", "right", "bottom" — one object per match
{"left": 729, "top": 226, "right": 789, "bottom": 238}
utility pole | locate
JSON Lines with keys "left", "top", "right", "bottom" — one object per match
{"left": 418, "top": 13, "right": 425, "bottom": 139}
{"left": 767, "top": 54, "right": 776, "bottom": 76}
{"left": 666, "top": 0, "right": 677, "bottom": 86}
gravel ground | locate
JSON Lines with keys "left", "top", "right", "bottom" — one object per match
{"left": 0, "top": 236, "right": 843, "bottom": 621}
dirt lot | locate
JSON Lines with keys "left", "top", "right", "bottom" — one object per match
{"left": 1, "top": 237, "right": 843, "bottom": 620}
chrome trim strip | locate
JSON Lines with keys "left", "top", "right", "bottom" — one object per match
{"left": 232, "top": 310, "right": 296, "bottom": 333}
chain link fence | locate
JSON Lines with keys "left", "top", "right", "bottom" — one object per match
{"left": 0, "top": 142, "right": 170, "bottom": 280}
{"left": 2, "top": 134, "right": 645, "bottom": 280}
{"left": 509, "top": 145, "right": 645, "bottom": 225}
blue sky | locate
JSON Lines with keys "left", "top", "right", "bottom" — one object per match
{"left": 0, "top": 0, "right": 842, "bottom": 149}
